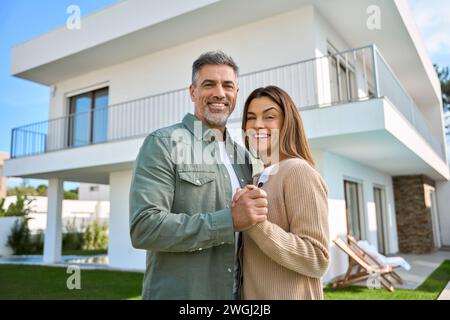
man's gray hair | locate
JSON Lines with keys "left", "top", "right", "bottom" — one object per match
{"left": 192, "top": 50, "right": 239, "bottom": 85}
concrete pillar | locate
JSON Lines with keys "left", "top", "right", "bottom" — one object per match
{"left": 109, "top": 170, "right": 145, "bottom": 270}
{"left": 43, "top": 178, "right": 63, "bottom": 263}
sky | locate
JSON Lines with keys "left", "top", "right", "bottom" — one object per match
{"left": 0, "top": 0, "right": 449, "bottom": 190}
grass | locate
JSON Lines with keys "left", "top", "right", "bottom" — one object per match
{"left": 61, "top": 249, "right": 107, "bottom": 256}
{"left": 0, "top": 260, "right": 448, "bottom": 300}
{"left": 324, "top": 260, "right": 450, "bottom": 300}
{"left": 0, "top": 264, "right": 143, "bottom": 300}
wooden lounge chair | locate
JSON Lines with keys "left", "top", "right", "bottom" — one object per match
{"left": 347, "top": 235, "right": 405, "bottom": 285}
{"left": 332, "top": 237, "right": 395, "bottom": 292}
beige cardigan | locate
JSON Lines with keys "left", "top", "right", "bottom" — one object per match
{"left": 242, "top": 158, "right": 329, "bottom": 300}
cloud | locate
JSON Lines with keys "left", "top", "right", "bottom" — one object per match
{"left": 409, "top": 0, "right": 450, "bottom": 55}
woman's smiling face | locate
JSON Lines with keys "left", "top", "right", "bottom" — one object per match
{"left": 245, "top": 96, "right": 284, "bottom": 160}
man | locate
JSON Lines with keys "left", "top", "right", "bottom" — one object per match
{"left": 129, "top": 51, "right": 268, "bottom": 300}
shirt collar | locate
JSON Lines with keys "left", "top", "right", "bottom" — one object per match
{"left": 182, "top": 113, "right": 233, "bottom": 143}
{"left": 256, "top": 163, "right": 279, "bottom": 185}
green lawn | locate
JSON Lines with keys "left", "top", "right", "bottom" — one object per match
{"left": 0, "top": 264, "right": 143, "bottom": 300}
{"left": 61, "top": 249, "right": 108, "bottom": 256}
{"left": 0, "top": 260, "right": 448, "bottom": 300}
{"left": 324, "top": 260, "right": 450, "bottom": 300}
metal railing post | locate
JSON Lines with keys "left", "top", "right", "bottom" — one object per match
{"left": 10, "top": 128, "right": 15, "bottom": 159}
{"left": 371, "top": 44, "right": 381, "bottom": 98}
{"left": 336, "top": 55, "right": 342, "bottom": 102}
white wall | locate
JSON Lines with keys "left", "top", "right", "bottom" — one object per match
{"left": 78, "top": 183, "right": 110, "bottom": 201}
{"left": 315, "top": 150, "right": 398, "bottom": 282}
{"left": 108, "top": 170, "right": 145, "bottom": 270}
{"left": 436, "top": 179, "right": 450, "bottom": 246}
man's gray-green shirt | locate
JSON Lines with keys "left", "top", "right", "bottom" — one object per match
{"left": 129, "top": 113, "right": 253, "bottom": 300}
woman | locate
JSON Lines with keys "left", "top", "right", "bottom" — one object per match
{"left": 234, "top": 86, "right": 329, "bottom": 300}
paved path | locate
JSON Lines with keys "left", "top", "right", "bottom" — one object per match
{"left": 394, "top": 250, "right": 450, "bottom": 290}
{"left": 438, "top": 281, "right": 450, "bottom": 300}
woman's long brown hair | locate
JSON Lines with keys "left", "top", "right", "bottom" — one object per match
{"left": 242, "top": 86, "right": 315, "bottom": 167}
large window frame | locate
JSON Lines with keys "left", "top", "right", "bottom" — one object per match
{"left": 68, "top": 87, "right": 109, "bottom": 147}
{"left": 344, "top": 179, "right": 366, "bottom": 241}
{"left": 373, "top": 185, "right": 389, "bottom": 254}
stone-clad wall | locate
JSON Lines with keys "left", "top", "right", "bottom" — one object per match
{"left": 393, "top": 175, "right": 436, "bottom": 254}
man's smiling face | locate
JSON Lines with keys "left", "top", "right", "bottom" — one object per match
{"left": 190, "top": 64, "right": 239, "bottom": 129}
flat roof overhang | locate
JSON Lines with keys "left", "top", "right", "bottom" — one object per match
{"left": 11, "top": 0, "right": 441, "bottom": 111}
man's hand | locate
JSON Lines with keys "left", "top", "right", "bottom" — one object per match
{"left": 231, "top": 185, "right": 268, "bottom": 232}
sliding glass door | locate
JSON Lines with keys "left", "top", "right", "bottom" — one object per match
{"left": 69, "top": 88, "right": 108, "bottom": 147}
{"left": 344, "top": 180, "right": 363, "bottom": 240}
{"left": 373, "top": 187, "right": 387, "bottom": 254}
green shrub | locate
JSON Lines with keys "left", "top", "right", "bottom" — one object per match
{"left": 7, "top": 218, "right": 43, "bottom": 255}
{"left": 6, "top": 215, "right": 108, "bottom": 255}
{"left": 4, "top": 192, "right": 40, "bottom": 255}
{"left": 62, "top": 232, "right": 84, "bottom": 250}
{"left": 0, "top": 191, "right": 34, "bottom": 217}
{"left": 84, "top": 220, "right": 108, "bottom": 251}
{"left": 0, "top": 198, "right": 6, "bottom": 216}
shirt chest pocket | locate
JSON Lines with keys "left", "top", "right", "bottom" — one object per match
{"left": 176, "top": 169, "right": 217, "bottom": 213}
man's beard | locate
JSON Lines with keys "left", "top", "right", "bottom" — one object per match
{"left": 200, "top": 99, "right": 233, "bottom": 126}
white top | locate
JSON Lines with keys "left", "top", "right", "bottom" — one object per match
{"left": 256, "top": 163, "right": 279, "bottom": 186}
{"left": 218, "top": 142, "right": 241, "bottom": 197}
{"left": 218, "top": 141, "right": 241, "bottom": 297}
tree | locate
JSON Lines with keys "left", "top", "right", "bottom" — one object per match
{"left": 6, "top": 186, "right": 37, "bottom": 197}
{"left": 64, "top": 190, "right": 78, "bottom": 200}
{"left": 435, "top": 64, "right": 450, "bottom": 112}
{"left": 0, "top": 190, "right": 34, "bottom": 217}
{"left": 36, "top": 184, "right": 48, "bottom": 196}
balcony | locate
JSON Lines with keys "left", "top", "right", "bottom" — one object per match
{"left": 10, "top": 45, "right": 446, "bottom": 162}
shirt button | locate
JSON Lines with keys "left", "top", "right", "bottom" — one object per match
{"left": 196, "top": 179, "right": 200, "bottom": 184}
{"left": 227, "top": 268, "right": 232, "bottom": 273}
{"left": 198, "top": 248, "right": 203, "bottom": 251}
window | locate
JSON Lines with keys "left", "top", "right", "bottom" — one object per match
{"left": 344, "top": 180, "right": 364, "bottom": 240}
{"left": 373, "top": 186, "right": 387, "bottom": 254}
{"left": 68, "top": 87, "right": 109, "bottom": 147}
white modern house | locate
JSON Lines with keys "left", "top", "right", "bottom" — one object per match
{"left": 0, "top": 152, "right": 9, "bottom": 199}
{"left": 4, "top": 0, "right": 449, "bottom": 281}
